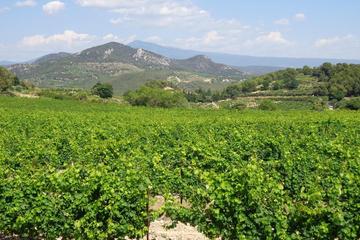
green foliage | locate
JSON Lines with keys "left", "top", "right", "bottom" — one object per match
{"left": 224, "top": 63, "right": 360, "bottom": 102}
{"left": 0, "top": 67, "right": 17, "bottom": 92}
{"left": 38, "top": 88, "right": 89, "bottom": 101}
{"left": 241, "top": 80, "right": 257, "bottom": 93}
{"left": 302, "top": 65, "right": 312, "bottom": 75}
{"left": 0, "top": 97, "right": 360, "bottom": 239}
{"left": 313, "top": 63, "right": 360, "bottom": 99}
{"left": 144, "top": 80, "right": 176, "bottom": 89}
{"left": 258, "top": 100, "right": 277, "bottom": 110}
{"left": 185, "top": 88, "right": 215, "bottom": 103}
{"left": 229, "top": 101, "right": 248, "bottom": 110}
{"left": 336, "top": 98, "right": 360, "bottom": 110}
{"left": 223, "top": 84, "right": 243, "bottom": 98}
{"left": 124, "top": 86, "right": 188, "bottom": 108}
{"left": 20, "top": 80, "right": 35, "bottom": 89}
{"left": 91, "top": 83, "right": 113, "bottom": 99}
{"left": 329, "top": 84, "right": 347, "bottom": 101}
{"left": 313, "top": 84, "right": 329, "bottom": 96}
{"left": 260, "top": 76, "right": 272, "bottom": 90}
{"left": 311, "top": 98, "right": 328, "bottom": 111}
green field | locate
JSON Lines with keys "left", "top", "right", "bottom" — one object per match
{"left": 0, "top": 96, "right": 359, "bottom": 239}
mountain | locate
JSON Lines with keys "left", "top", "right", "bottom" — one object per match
{"left": 0, "top": 61, "right": 16, "bottom": 66}
{"left": 8, "top": 42, "right": 247, "bottom": 94}
{"left": 34, "top": 52, "right": 72, "bottom": 64}
{"left": 129, "top": 40, "right": 360, "bottom": 70}
{"left": 174, "top": 55, "right": 243, "bottom": 77}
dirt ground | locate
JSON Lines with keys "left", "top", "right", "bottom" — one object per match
{"left": 145, "top": 216, "right": 209, "bottom": 240}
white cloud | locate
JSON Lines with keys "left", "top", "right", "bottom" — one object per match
{"left": 43, "top": 1, "right": 65, "bottom": 15}
{"left": 274, "top": 13, "right": 306, "bottom": 26}
{"left": 310, "top": 35, "right": 360, "bottom": 59}
{"left": 77, "top": 0, "right": 209, "bottom": 27}
{"left": 76, "top": 0, "right": 136, "bottom": 8}
{"left": 26, "top": 0, "right": 299, "bottom": 57}
{"left": 314, "top": 35, "right": 354, "bottom": 48}
{"left": 21, "top": 30, "right": 93, "bottom": 47}
{"left": 102, "top": 34, "right": 136, "bottom": 44}
{"left": 294, "top": 13, "right": 306, "bottom": 21}
{"left": 16, "top": 0, "right": 37, "bottom": 7}
{"left": 274, "top": 18, "right": 289, "bottom": 26}
{"left": 175, "top": 31, "right": 225, "bottom": 49}
{"left": 103, "top": 34, "right": 118, "bottom": 41}
{"left": 255, "top": 32, "right": 291, "bottom": 45}
{"left": 76, "top": 0, "right": 258, "bottom": 54}
{"left": 203, "top": 31, "right": 224, "bottom": 45}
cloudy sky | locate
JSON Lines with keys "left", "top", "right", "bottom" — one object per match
{"left": 1, "top": 0, "right": 359, "bottom": 61}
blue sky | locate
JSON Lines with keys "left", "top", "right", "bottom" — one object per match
{"left": 0, "top": 0, "right": 359, "bottom": 61}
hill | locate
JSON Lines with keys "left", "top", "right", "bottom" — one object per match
{"left": 0, "top": 61, "right": 16, "bottom": 66}
{"left": 8, "top": 42, "right": 247, "bottom": 94}
{"left": 129, "top": 40, "right": 360, "bottom": 70}
{"left": 243, "top": 63, "right": 360, "bottom": 100}
{"left": 182, "top": 63, "right": 360, "bottom": 110}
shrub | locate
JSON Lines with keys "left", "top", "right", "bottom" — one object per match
{"left": 230, "top": 101, "right": 248, "bottom": 110}
{"left": 312, "top": 98, "right": 328, "bottom": 111}
{"left": 38, "top": 89, "right": 89, "bottom": 101}
{"left": 20, "top": 80, "right": 35, "bottom": 89}
{"left": 337, "top": 98, "right": 360, "bottom": 110}
{"left": 91, "top": 83, "right": 113, "bottom": 99}
{"left": 345, "top": 99, "right": 360, "bottom": 110}
{"left": 259, "top": 100, "right": 277, "bottom": 111}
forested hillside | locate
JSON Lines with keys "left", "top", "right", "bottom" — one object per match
{"left": 185, "top": 63, "right": 360, "bottom": 102}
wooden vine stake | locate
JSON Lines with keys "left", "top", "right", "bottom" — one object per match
{"left": 146, "top": 187, "right": 150, "bottom": 240}
{"left": 180, "top": 167, "right": 183, "bottom": 204}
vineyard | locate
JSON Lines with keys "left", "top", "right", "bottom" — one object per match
{"left": 0, "top": 96, "right": 359, "bottom": 239}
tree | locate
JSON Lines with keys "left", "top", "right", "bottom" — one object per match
{"left": 124, "top": 86, "right": 188, "bottom": 108}
{"left": 91, "top": 82, "right": 113, "bottom": 99}
{"left": 320, "top": 62, "right": 333, "bottom": 78}
{"left": 282, "top": 69, "right": 299, "bottom": 90}
{"left": 284, "top": 78, "right": 300, "bottom": 90}
{"left": 328, "top": 84, "right": 346, "bottom": 101}
{"left": 0, "top": 67, "right": 17, "bottom": 92}
{"left": 272, "top": 81, "right": 283, "bottom": 90}
{"left": 343, "top": 98, "right": 360, "bottom": 110}
{"left": 313, "top": 84, "right": 329, "bottom": 96}
{"left": 223, "top": 84, "right": 242, "bottom": 99}
{"left": 241, "top": 80, "right": 257, "bottom": 93}
{"left": 260, "top": 76, "right": 272, "bottom": 90}
{"left": 302, "top": 65, "right": 312, "bottom": 75}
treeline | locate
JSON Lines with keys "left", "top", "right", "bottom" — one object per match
{"left": 183, "top": 68, "right": 302, "bottom": 103}
{"left": 185, "top": 63, "right": 360, "bottom": 102}
{"left": 311, "top": 63, "right": 360, "bottom": 100}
